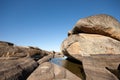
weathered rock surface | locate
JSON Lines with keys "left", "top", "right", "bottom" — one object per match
{"left": 53, "top": 51, "right": 65, "bottom": 58}
{"left": 61, "top": 33, "right": 120, "bottom": 61}
{"left": 83, "top": 54, "right": 120, "bottom": 80}
{"left": 27, "top": 62, "right": 82, "bottom": 80}
{"left": 1, "top": 14, "right": 120, "bottom": 80}
{"left": 37, "top": 53, "right": 54, "bottom": 64}
{"left": 0, "top": 41, "right": 58, "bottom": 80}
{"left": 0, "top": 57, "right": 38, "bottom": 80}
{"left": 61, "top": 14, "right": 120, "bottom": 80}
{"left": 68, "top": 14, "right": 120, "bottom": 41}
{"left": 0, "top": 41, "right": 47, "bottom": 60}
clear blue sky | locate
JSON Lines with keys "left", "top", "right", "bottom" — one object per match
{"left": 0, "top": 0, "right": 120, "bottom": 51}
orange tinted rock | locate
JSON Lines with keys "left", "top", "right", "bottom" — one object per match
{"left": 61, "top": 34, "right": 120, "bottom": 61}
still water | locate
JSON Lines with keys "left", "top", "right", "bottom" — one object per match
{"left": 50, "top": 56, "right": 85, "bottom": 80}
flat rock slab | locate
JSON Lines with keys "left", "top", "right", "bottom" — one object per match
{"left": 83, "top": 54, "right": 120, "bottom": 80}
{"left": 27, "top": 62, "right": 82, "bottom": 80}
{"left": 37, "top": 54, "right": 54, "bottom": 64}
{"left": 0, "top": 57, "right": 38, "bottom": 80}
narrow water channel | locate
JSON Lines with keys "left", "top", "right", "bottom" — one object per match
{"left": 50, "top": 56, "right": 85, "bottom": 80}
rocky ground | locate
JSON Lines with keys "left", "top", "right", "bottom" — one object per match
{"left": 0, "top": 41, "right": 81, "bottom": 80}
{"left": 0, "top": 14, "right": 120, "bottom": 80}
{"left": 61, "top": 14, "right": 120, "bottom": 80}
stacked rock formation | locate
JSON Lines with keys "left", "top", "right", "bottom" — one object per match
{"left": 0, "top": 41, "right": 51, "bottom": 80}
{"left": 1, "top": 14, "right": 120, "bottom": 80}
{"left": 61, "top": 14, "right": 120, "bottom": 80}
{"left": 0, "top": 41, "right": 81, "bottom": 80}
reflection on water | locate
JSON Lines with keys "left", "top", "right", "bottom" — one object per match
{"left": 50, "top": 56, "right": 85, "bottom": 80}
{"left": 50, "top": 56, "right": 67, "bottom": 66}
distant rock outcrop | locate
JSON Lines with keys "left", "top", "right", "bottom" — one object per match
{"left": 61, "top": 14, "right": 120, "bottom": 80}
{"left": 0, "top": 41, "right": 47, "bottom": 60}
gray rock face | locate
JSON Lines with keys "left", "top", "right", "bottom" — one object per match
{"left": 27, "top": 62, "right": 82, "bottom": 80}
{"left": 0, "top": 58, "right": 38, "bottom": 80}
{"left": 69, "top": 14, "right": 120, "bottom": 41}
{"left": 83, "top": 54, "right": 120, "bottom": 80}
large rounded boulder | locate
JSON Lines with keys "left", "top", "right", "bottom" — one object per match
{"left": 68, "top": 14, "right": 120, "bottom": 41}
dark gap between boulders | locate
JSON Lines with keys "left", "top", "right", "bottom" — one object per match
{"left": 50, "top": 56, "right": 86, "bottom": 80}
